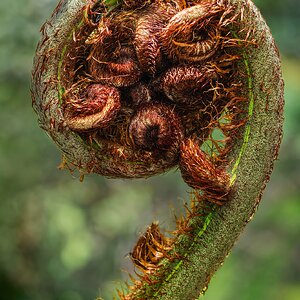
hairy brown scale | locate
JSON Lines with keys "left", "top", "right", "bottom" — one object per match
{"left": 64, "top": 84, "right": 121, "bottom": 131}
{"left": 160, "top": 2, "right": 224, "bottom": 62}
{"left": 130, "top": 223, "right": 173, "bottom": 274}
{"left": 161, "top": 65, "right": 217, "bottom": 106}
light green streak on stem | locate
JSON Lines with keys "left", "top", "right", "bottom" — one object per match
{"left": 103, "top": 0, "right": 122, "bottom": 13}
{"left": 230, "top": 44, "right": 254, "bottom": 186}
{"left": 153, "top": 35, "right": 254, "bottom": 299}
{"left": 194, "top": 41, "right": 254, "bottom": 300}
{"left": 57, "top": 44, "right": 68, "bottom": 102}
{"left": 153, "top": 212, "right": 214, "bottom": 297}
{"left": 57, "top": 19, "right": 84, "bottom": 102}
{"left": 104, "top": 0, "right": 120, "bottom": 7}
{"left": 163, "top": 212, "right": 214, "bottom": 283}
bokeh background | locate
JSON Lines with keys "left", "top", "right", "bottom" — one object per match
{"left": 0, "top": 0, "right": 299, "bottom": 299}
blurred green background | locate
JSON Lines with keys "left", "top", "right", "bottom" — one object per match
{"left": 0, "top": 0, "right": 299, "bottom": 299}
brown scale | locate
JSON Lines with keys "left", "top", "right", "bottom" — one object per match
{"left": 180, "top": 138, "right": 230, "bottom": 204}
{"left": 160, "top": 65, "right": 218, "bottom": 107}
{"left": 129, "top": 102, "right": 184, "bottom": 161}
{"left": 63, "top": 84, "right": 121, "bottom": 132}
{"left": 128, "top": 83, "right": 154, "bottom": 107}
{"left": 160, "top": 1, "right": 225, "bottom": 63}
{"left": 130, "top": 223, "right": 173, "bottom": 274}
{"left": 133, "top": 1, "right": 180, "bottom": 76}
{"left": 122, "top": 0, "right": 154, "bottom": 10}
{"left": 89, "top": 46, "right": 142, "bottom": 87}
{"left": 87, "top": 12, "right": 141, "bottom": 87}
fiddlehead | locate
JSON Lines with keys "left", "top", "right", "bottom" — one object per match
{"left": 32, "top": 0, "right": 284, "bottom": 299}
{"left": 64, "top": 84, "right": 121, "bottom": 131}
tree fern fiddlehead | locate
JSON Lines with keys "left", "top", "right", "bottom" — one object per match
{"left": 31, "top": 0, "right": 284, "bottom": 299}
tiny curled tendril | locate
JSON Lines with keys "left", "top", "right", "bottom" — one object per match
{"left": 64, "top": 84, "right": 121, "bottom": 131}
{"left": 32, "top": 0, "right": 284, "bottom": 299}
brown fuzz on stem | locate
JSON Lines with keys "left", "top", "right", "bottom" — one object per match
{"left": 130, "top": 222, "right": 173, "bottom": 274}
{"left": 180, "top": 138, "right": 230, "bottom": 204}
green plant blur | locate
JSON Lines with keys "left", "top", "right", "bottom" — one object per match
{"left": 0, "top": 1, "right": 299, "bottom": 299}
